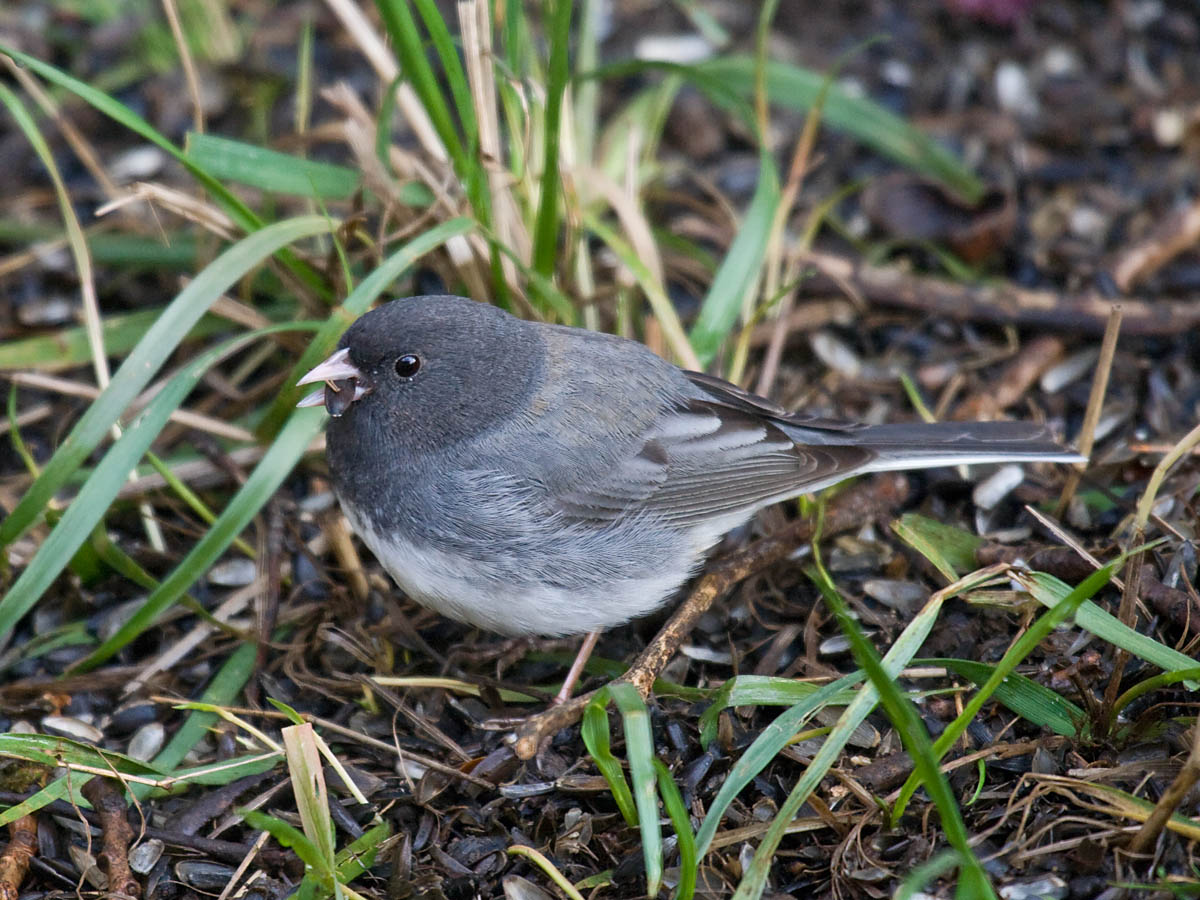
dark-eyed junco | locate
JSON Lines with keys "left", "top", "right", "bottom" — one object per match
{"left": 298, "top": 295, "right": 1082, "bottom": 637}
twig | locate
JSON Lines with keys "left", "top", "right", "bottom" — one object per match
{"left": 511, "top": 473, "right": 913, "bottom": 759}
{"left": 81, "top": 778, "right": 140, "bottom": 898}
{"left": 801, "top": 249, "right": 1200, "bottom": 336}
{"left": 0, "top": 815, "right": 37, "bottom": 900}
{"left": 1112, "top": 194, "right": 1200, "bottom": 292}
{"left": 0, "top": 790, "right": 289, "bottom": 865}
{"left": 953, "top": 335, "right": 1064, "bottom": 420}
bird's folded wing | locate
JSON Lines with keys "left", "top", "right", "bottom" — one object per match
{"left": 554, "top": 399, "right": 875, "bottom": 527}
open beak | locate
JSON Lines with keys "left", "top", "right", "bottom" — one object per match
{"left": 296, "top": 348, "right": 373, "bottom": 416}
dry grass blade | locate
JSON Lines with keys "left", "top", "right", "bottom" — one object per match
{"left": 1, "top": 81, "right": 166, "bottom": 551}
{"left": 1055, "top": 303, "right": 1121, "bottom": 516}
{"left": 97, "top": 182, "right": 238, "bottom": 239}
{"left": 123, "top": 579, "right": 263, "bottom": 697}
{"left": 8, "top": 372, "right": 255, "bottom": 443}
{"left": 1128, "top": 720, "right": 1200, "bottom": 853}
{"left": 322, "top": 0, "right": 446, "bottom": 162}
{"left": 0, "top": 56, "right": 123, "bottom": 202}
{"left": 1024, "top": 505, "right": 1121, "bottom": 591}
{"left": 460, "top": 0, "right": 530, "bottom": 276}
{"left": 584, "top": 166, "right": 665, "bottom": 286}
{"left": 161, "top": 0, "right": 205, "bottom": 133}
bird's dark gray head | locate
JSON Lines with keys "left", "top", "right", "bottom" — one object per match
{"left": 298, "top": 295, "right": 543, "bottom": 456}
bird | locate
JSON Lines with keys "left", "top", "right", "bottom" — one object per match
{"left": 297, "top": 294, "right": 1082, "bottom": 648}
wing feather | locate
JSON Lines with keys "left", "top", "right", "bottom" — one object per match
{"left": 554, "top": 397, "right": 876, "bottom": 527}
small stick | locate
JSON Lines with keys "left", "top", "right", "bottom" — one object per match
{"left": 0, "top": 815, "right": 37, "bottom": 900}
{"left": 81, "top": 778, "right": 141, "bottom": 898}
{"left": 1112, "top": 194, "right": 1200, "bottom": 292}
{"left": 953, "top": 335, "right": 1064, "bottom": 420}
{"left": 801, "top": 249, "right": 1200, "bottom": 336}
{"left": 555, "top": 630, "right": 601, "bottom": 705}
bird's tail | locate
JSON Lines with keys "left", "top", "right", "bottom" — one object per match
{"left": 845, "top": 421, "right": 1084, "bottom": 471}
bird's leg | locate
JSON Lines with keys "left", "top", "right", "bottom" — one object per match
{"left": 510, "top": 473, "right": 913, "bottom": 759}
{"left": 554, "top": 630, "right": 601, "bottom": 704}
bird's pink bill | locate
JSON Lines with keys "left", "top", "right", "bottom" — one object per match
{"left": 296, "top": 347, "right": 373, "bottom": 416}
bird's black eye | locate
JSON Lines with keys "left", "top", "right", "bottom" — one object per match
{"left": 394, "top": 354, "right": 421, "bottom": 378}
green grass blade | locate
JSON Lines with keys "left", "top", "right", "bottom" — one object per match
{"left": 584, "top": 213, "right": 699, "bottom": 369}
{"left": 185, "top": 133, "right": 361, "bottom": 198}
{"left": 926, "top": 657, "right": 1085, "bottom": 738}
{"left": 0, "top": 221, "right": 198, "bottom": 269}
{"left": 243, "top": 808, "right": 332, "bottom": 878}
{"left": 409, "top": 0, "right": 476, "bottom": 149}
{"left": 168, "top": 753, "right": 282, "bottom": 786}
{"left": 697, "top": 675, "right": 859, "bottom": 748}
{"left": 609, "top": 683, "right": 663, "bottom": 897}
{"left": 591, "top": 54, "right": 982, "bottom": 200}
{"left": 730, "top": 574, "right": 947, "bottom": 898}
{"left": 894, "top": 560, "right": 1122, "bottom": 807}
{"left": 0, "top": 215, "right": 331, "bottom": 550}
{"left": 0, "top": 732, "right": 166, "bottom": 776}
{"left": 653, "top": 758, "right": 697, "bottom": 900}
{"left": 700, "top": 56, "right": 985, "bottom": 201}
{"left": 896, "top": 850, "right": 962, "bottom": 900}
{"left": 145, "top": 638, "right": 262, "bottom": 778}
{"left": 294, "top": 821, "right": 393, "bottom": 900}
{"left": 581, "top": 693, "right": 638, "bottom": 827}
{"left": 0, "top": 303, "right": 292, "bottom": 373}
{"left": 586, "top": 60, "right": 751, "bottom": 132}
{"left": 0, "top": 638, "right": 265, "bottom": 823}
{"left": 0, "top": 778, "right": 75, "bottom": 828}
{"left": 373, "top": 0, "right": 497, "bottom": 299}
{"left": 0, "top": 734, "right": 166, "bottom": 828}
{"left": 0, "top": 323, "right": 317, "bottom": 641}
{"left": 1111, "top": 666, "right": 1200, "bottom": 725}
{"left": 892, "top": 513, "right": 986, "bottom": 582}
{"left": 688, "top": 150, "right": 780, "bottom": 367}
{"left": 373, "top": 0, "right": 463, "bottom": 168}
{"left": 0, "top": 44, "right": 263, "bottom": 231}
{"left": 1018, "top": 569, "right": 1200, "bottom": 688}
{"left": 334, "top": 821, "right": 391, "bottom": 884}
{"left": 530, "top": 0, "right": 573, "bottom": 277}
{"left": 483, "top": 224, "right": 579, "bottom": 322}
{"left": 70, "top": 412, "right": 300, "bottom": 671}
{"left": 694, "top": 671, "right": 862, "bottom": 858}
{"left": 0, "top": 45, "right": 330, "bottom": 297}
{"left": 804, "top": 562, "right": 997, "bottom": 900}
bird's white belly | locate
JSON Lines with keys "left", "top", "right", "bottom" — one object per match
{"left": 339, "top": 503, "right": 699, "bottom": 637}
